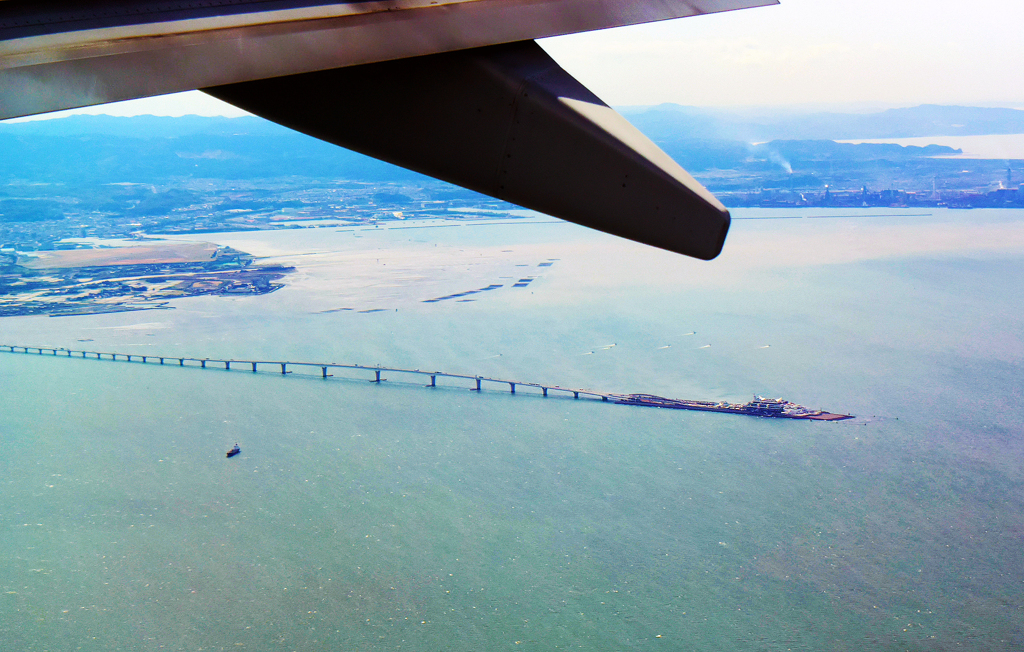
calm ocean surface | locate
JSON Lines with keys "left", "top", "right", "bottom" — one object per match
{"left": 2, "top": 208, "right": 1023, "bottom": 650}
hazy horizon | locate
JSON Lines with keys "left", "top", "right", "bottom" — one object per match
{"left": 7, "top": 98, "right": 1024, "bottom": 128}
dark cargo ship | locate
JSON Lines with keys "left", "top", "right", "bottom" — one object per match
{"left": 615, "top": 394, "right": 853, "bottom": 420}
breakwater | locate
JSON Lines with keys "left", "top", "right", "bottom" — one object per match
{"left": 0, "top": 344, "right": 852, "bottom": 420}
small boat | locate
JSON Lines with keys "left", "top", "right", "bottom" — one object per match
{"left": 226, "top": 443, "right": 241, "bottom": 458}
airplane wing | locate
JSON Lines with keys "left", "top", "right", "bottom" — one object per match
{"left": 0, "top": 0, "right": 778, "bottom": 259}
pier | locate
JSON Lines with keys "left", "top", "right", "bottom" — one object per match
{"left": 0, "top": 344, "right": 852, "bottom": 420}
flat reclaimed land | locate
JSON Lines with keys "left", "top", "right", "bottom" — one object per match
{"left": 19, "top": 242, "right": 219, "bottom": 269}
{"left": 1, "top": 240, "right": 292, "bottom": 317}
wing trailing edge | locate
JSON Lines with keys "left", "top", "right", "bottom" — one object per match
{"left": 206, "top": 41, "right": 729, "bottom": 259}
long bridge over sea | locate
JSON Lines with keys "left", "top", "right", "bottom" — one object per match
{"left": 1, "top": 343, "right": 618, "bottom": 401}
{"left": 0, "top": 344, "right": 853, "bottom": 420}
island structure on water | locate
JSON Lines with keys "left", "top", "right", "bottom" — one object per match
{"left": 616, "top": 394, "right": 853, "bottom": 420}
{"left": 0, "top": 241, "right": 293, "bottom": 317}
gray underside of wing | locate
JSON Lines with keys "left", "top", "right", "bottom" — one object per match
{"left": 0, "top": 0, "right": 777, "bottom": 120}
{"left": 206, "top": 41, "right": 730, "bottom": 260}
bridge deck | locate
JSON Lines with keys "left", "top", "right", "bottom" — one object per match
{"left": 1, "top": 344, "right": 618, "bottom": 401}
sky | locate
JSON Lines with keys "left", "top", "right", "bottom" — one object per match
{"left": 7, "top": 0, "right": 1024, "bottom": 121}
{"left": 542, "top": 0, "right": 1024, "bottom": 109}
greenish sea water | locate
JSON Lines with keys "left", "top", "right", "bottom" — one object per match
{"left": 2, "top": 209, "right": 1023, "bottom": 650}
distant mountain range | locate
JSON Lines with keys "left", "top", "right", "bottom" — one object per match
{"left": 1, "top": 105, "right": 1021, "bottom": 190}
{"left": 0, "top": 114, "right": 428, "bottom": 185}
{"left": 619, "top": 104, "right": 1024, "bottom": 142}
{"left": 6, "top": 103, "right": 1023, "bottom": 143}
{"left": 0, "top": 114, "right": 285, "bottom": 139}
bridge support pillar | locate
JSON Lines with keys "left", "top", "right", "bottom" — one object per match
{"left": 374, "top": 370, "right": 381, "bottom": 383}
{"left": 474, "top": 378, "right": 481, "bottom": 391}
{"left": 430, "top": 375, "right": 436, "bottom": 387}
{"left": 251, "top": 362, "right": 257, "bottom": 372}
{"left": 573, "top": 392, "right": 579, "bottom": 399}
{"left": 200, "top": 360, "right": 206, "bottom": 368}
{"left": 509, "top": 383, "right": 515, "bottom": 394}
{"left": 159, "top": 358, "right": 164, "bottom": 364}
{"left": 127, "top": 355, "right": 132, "bottom": 362}
{"left": 542, "top": 387, "right": 548, "bottom": 397}
{"left": 179, "top": 359, "right": 184, "bottom": 366}
{"left": 321, "top": 366, "right": 329, "bottom": 378}
{"left": 281, "top": 363, "right": 287, "bottom": 375}
{"left": 225, "top": 361, "right": 231, "bottom": 370}
{"left": 142, "top": 356, "right": 147, "bottom": 363}
{"left": 602, "top": 396, "right": 608, "bottom": 402}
